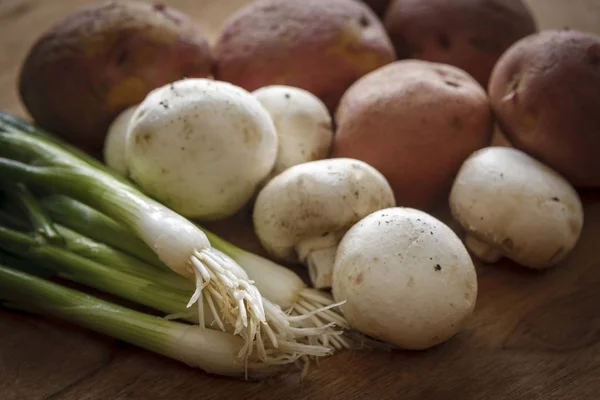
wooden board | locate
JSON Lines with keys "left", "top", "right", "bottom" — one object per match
{"left": 1, "top": 1, "right": 600, "bottom": 399}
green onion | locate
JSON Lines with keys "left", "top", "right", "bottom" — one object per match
{"left": 0, "top": 113, "right": 330, "bottom": 363}
{"left": 0, "top": 250, "right": 53, "bottom": 278}
{"left": 0, "top": 112, "right": 128, "bottom": 182}
{"left": 0, "top": 214, "right": 190, "bottom": 292}
{"left": 40, "top": 194, "right": 163, "bottom": 269}
{"left": 2, "top": 183, "right": 62, "bottom": 244}
{"left": 39, "top": 194, "right": 350, "bottom": 341}
{"left": 0, "top": 225, "right": 192, "bottom": 316}
{"left": 0, "top": 264, "right": 282, "bottom": 379}
{"left": 0, "top": 224, "right": 335, "bottom": 361}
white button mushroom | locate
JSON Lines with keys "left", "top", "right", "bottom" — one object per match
{"left": 449, "top": 147, "right": 584, "bottom": 269}
{"left": 253, "top": 85, "right": 334, "bottom": 177}
{"left": 332, "top": 207, "right": 478, "bottom": 350}
{"left": 125, "top": 78, "right": 278, "bottom": 220}
{"left": 103, "top": 105, "right": 138, "bottom": 176}
{"left": 252, "top": 158, "right": 395, "bottom": 289}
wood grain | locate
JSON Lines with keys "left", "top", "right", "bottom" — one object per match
{"left": 1, "top": 1, "right": 600, "bottom": 399}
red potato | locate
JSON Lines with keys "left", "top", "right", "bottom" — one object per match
{"left": 213, "top": 0, "right": 396, "bottom": 110}
{"left": 361, "top": 0, "right": 392, "bottom": 17}
{"left": 384, "top": 0, "right": 537, "bottom": 87}
{"left": 332, "top": 60, "right": 493, "bottom": 210}
{"left": 488, "top": 29, "right": 600, "bottom": 188}
{"left": 19, "top": 1, "right": 213, "bottom": 156}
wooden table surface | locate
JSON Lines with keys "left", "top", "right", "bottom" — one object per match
{"left": 1, "top": 1, "right": 600, "bottom": 399}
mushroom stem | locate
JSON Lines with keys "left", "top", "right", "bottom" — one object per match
{"left": 306, "top": 247, "right": 337, "bottom": 289}
{"left": 295, "top": 233, "right": 343, "bottom": 289}
{"left": 464, "top": 234, "right": 502, "bottom": 263}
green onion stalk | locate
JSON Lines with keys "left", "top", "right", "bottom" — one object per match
{"left": 39, "top": 194, "right": 350, "bottom": 349}
{"left": 34, "top": 197, "right": 348, "bottom": 350}
{"left": 0, "top": 112, "right": 340, "bottom": 364}
{"left": 3, "top": 183, "right": 63, "bottom": 244}
{"left": 39, "top": 194, "right": 166, "bottom": 269}
{"left": 0, "top": 220, "right": 337, "bottom": 361}
{"left": 0, "top": 264, "right": 284, "bottom": 379}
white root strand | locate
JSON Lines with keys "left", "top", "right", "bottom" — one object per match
{"left": 180, "top": 248, "right": 353, "bottom": 372}
{"left": 293, "top": 303, "right": 346, "bottom": 350}
{"left": 296, "top": 298, "right": 349, "bottom": 329}
{"left": 206, "top": 292, "right": 224, "bottom": 331}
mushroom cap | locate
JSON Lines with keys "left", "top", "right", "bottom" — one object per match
{"left": 332, "top": 207, "right": 478, "bottom": 349}
{"left": 126, "top": 78, "right": 278, "bottom": 220}
{"left": 253, "top": 158, "right": 395, "bottom": 263}
{"left": 103, "top": 104, "right": 138, "bottom": 176}
{"left": 253, "top": 85, "right": 334, "bottom": 176}
{"left": 449, "top": 147, "right": 584, "bottom": 268}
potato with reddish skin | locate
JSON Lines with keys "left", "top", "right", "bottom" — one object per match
{"left": 489, "top": 30, "right": 600, "bottom": 188}
{"left": 213, "top": 0, "right": 395, "bottom": 110}
{"left": 332, "top": 60, "right": 493, "bottom": 210}
{"left": 19, "top": 1, "right": 213, "bottom": 156}
{"left": 384, "top": 0, "right": 537, "bottom": 87}
{"left": 360, "top": 0, "right": 392, "bottom": 17}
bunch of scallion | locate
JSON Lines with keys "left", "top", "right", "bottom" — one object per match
{"left": 0, "top": 112, "right": 350, "bottom": 379}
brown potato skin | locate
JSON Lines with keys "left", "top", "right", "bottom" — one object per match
{"left": 19, "top": 1, "right": 213, "bottom": 156}
{"left": 361, "top": 0, "right": 392, "bottom": 17}
{"left": 332, "top": 60, "right": 493, "bottom": 210}
{"left": 488, "top": 30, "right": 600, "bottom": 188}
{"left": 384, "top": 0, "right": 537, "bottom": 87}
{"left": 213, "top": 0, "right": 395, "bottom": 110}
